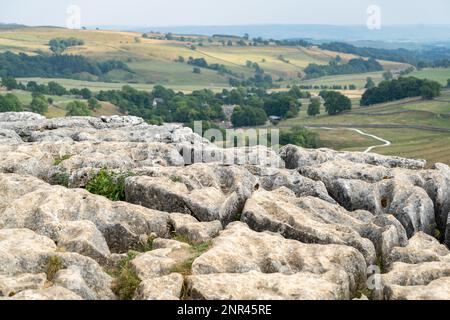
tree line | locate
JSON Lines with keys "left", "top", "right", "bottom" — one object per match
{"left": 0, "top": 51, "right": 131, "bottom": 79}
{"left": 49, "top": 37, "right": 85, "bottom": 54}
{"left": 304, "top": 58, "right": 383, "bottom": 79}
{"left": 319, "top": 42, "right": 450, "bottom": 68}
{"left": 361, "top": 77, "right": 442, "bottom": 106}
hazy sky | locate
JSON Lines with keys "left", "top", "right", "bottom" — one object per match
{"left": 1, "top": 0, "right": 449, "bottom": 27}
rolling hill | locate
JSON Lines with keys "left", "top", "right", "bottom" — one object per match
{"left": 0, "top": 26, "right": 410, "bottom": 91}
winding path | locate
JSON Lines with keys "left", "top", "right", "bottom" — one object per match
{"left": 306, "top": 126, "right": 391, "bottom": 153}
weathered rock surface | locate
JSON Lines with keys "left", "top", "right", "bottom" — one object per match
{"left": 169, "top": 213, "right": 222, "bottom": 244}
{"left": 125, "top": 164, "right": 258, "bottom": 225}
{"left": 187, "top": 271, "right": 349, "bottom": 300}
{"left": 192, "top": 222, "right": 367, "bottom": 298}
{"left": 0, "top": 173, "right": 170, "bottom": 253}
{"left": 8, "top": 286, "right": 84, "bottom": 300}
{"left": 0, "top": 228, "right": 114, "bottom": 299}
{"left": 0, "top": 273, "right": 46, "bottom": 297}
{"left": 242, "top": 188, "right": 407, "bottom": 264}
{"left": 135, "top": 273, "right": 184, "bottom": 300}
{"left": 131, "top": 239, "right": 192, "bottom": 280}
{"left": 296, "top": 156, "right": 449, "bottom": 239}
{"left": 380, "top": 232, "right": 450, "bottom": 300}
{"left": 281, "top": 145, "right": 426, "bottom": 170}
{"left": 1, "top": 113, "right": 450, "bottom": 300}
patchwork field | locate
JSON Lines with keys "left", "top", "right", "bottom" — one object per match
{"left": 0, "top": 27, "right": 410, "bottom": 90}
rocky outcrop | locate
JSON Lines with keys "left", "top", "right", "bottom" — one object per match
{"left": 242, "top": 188, "right": 407, "bottom": 265}
{"left": 135, "top": 273, "right": 184, "bottom": 300}
{"left": 1, "top": 113, "right": 450, "bottom": 300}
{"left": 191, "top": 222, "right": 367, "bottom": 298}
{"left": 187, "top": 271, "right": 348, "bottom": 300}
{"left": 280, "top": 145, "right": 426, "bottom": 170}
{"left": 380, "top": 232, "right": 450, "bottom": 300}
{"left": 125, "top": 164, "right": 258, "bottom": 225}
{"left": 0, "top": 173, "right": 171, "bottom": 253}
{"left": 0, "top": 228, "right": 114, "bottom": 300}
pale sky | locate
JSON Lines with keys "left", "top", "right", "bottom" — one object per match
{"left": 0, "top": 0, "right": 449, "bottom": 27}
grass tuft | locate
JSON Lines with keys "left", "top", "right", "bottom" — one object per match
{"left": 86, "top": 169, "right": 134, "bottom": 201}
{"left": 46, "top": 256, "right": 63, "bottom": 282}
{"left": 110, "top": 251, "right": 141, "bottom": 300}
{"left": 53, "top": 155, "right": 71, "bottom": 166}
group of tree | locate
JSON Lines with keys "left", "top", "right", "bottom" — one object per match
{"left": 319, "top": 42, "right": 450, "bottom": 68}
{"left": 1, "top": 77, "right": 93, "bottom": 99}
{"left": 0, "top": 51, "right": 131, "bottom": 79}
{"left": 228, "top": 66, "right": 275, "bottom": 89}
{"left": 96, "top": 84, "right": 309, "bottom": 127}
{"left": 279, "top": 127, "right": 320, "bottom": 148}
{"left": 307, "top": 98, "right": 321, "bottom": 117}
{"left": 66, "top": 100, "right": 91, "bottom": 116}
{"left": 0, "top": 91, "right": 49, "bottom": 115}
{"left": 231, "top": 106, "right": 268, "bottom": 127}
{"left": 49, "top": 37, "right": 85, "bottom": 54}
{"left": 30, "top": 93, "right": 49, "bottom": 115}
{"left": 186, "top": 57, "right": 236, "bottom": 76}
{"left": 319, "top": 90, "right": 352, "bottom": 115}
{"left": 361, "top": 77, "right": 442, "bottom": 106}
{"left": 0, "top": 93, "right": 23, "bottom": 112}
{"left": 304, "top": 58, "right": 383, "bottom": 79}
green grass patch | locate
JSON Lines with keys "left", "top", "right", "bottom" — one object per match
{"left": 170, "top": 234, "right": 213, "bottom": 276}
{"left": 52, "top": 172, "right": 70, "bottom": 187}
{"left": 53, "top": 155, "right": 71, "bottom": 165}
{"left": 46, "top": 256, "right": 63, "bottom": 282}
{"left": 86, "top": 169, "right": 134, "bottom": 201}
{"left": 110, "top": 251, "right": 141, "bottom": 300}
{"left": 169, "top": 175, "right": 183, "bottom": 183}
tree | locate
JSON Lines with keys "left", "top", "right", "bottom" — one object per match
{"left": 47, "top": 81, "right": 68, "bottom": 96}
{"left": 231, "top": 106, "right": 267, "bottom": 127}
{"left": 307, "top": 99, "right": 321, "bottom": 117}
{"left": 30, "top": 96, "right": 48, "bottom": 115}
{"left": 227, "top": 40, "right": 233, "bottom": 46}
{"left": 365, "top": 77, "right": 376, "bottom": 89}
{"left": 447, "top": 79, "right": 450, "bottom": 88}
{"left": 88, "top": 98, "right": 101, "bottom": 110}
{"left": 322, "top": 91, "right": 352, "bottom": 115}
{"left": 193, "top": 67, "right": 201, "bottom": 74}
{"left": 79, "top": 88, "right": 92, "bottom": 99}
{"left": 361, "top": 77, "right": 442, "bottom": 105}
{"left": 66, "top": 101, "right": 91, "bottom": 116}
{"left": 280, "top": 127, "right": 320, "bottom": 148}
{"left": 1, "top": 77, "right": 19, "bottom": 90}
{"left": 383, "top": 71, "right": 394, "bottom": 81}
{"left": 421, "top": 80, "right": 441, "bottom": 100}
{"left": 0, "top": 93, "right": 23, "bottom": 112}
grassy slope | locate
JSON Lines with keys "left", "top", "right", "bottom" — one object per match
{"left": 410, "top": 68, "right": 450, "bottom": 86}
{"left": 3, "top": 89, "right": 122, "bottom": 118}
{"left": 277, "top": 90, "right": 450, "bottom": 165}
{"left": 0, "top": 27, "right": 409, "bottom": 92}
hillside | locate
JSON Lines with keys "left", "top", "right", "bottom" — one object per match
{"left": 277, "top": 90, "right": 450, "bottom": 165}
{"left": 0, "top": 27, "right": 410, "bottom": 91}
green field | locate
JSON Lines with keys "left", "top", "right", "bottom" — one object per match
{"left": 0, "top": 27, "right": 410, "bottom": 90}
{"left": 410, "top": 68, "right": 450, "bottom": 86}
{"left": 0, "top": 89, "right": 122, "bottom": 118}
{"left": 275, "top": 90, "right": 450, "bottom": 165}
{"left": 295, "top": 71, "right": 385, "bottom": 89}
